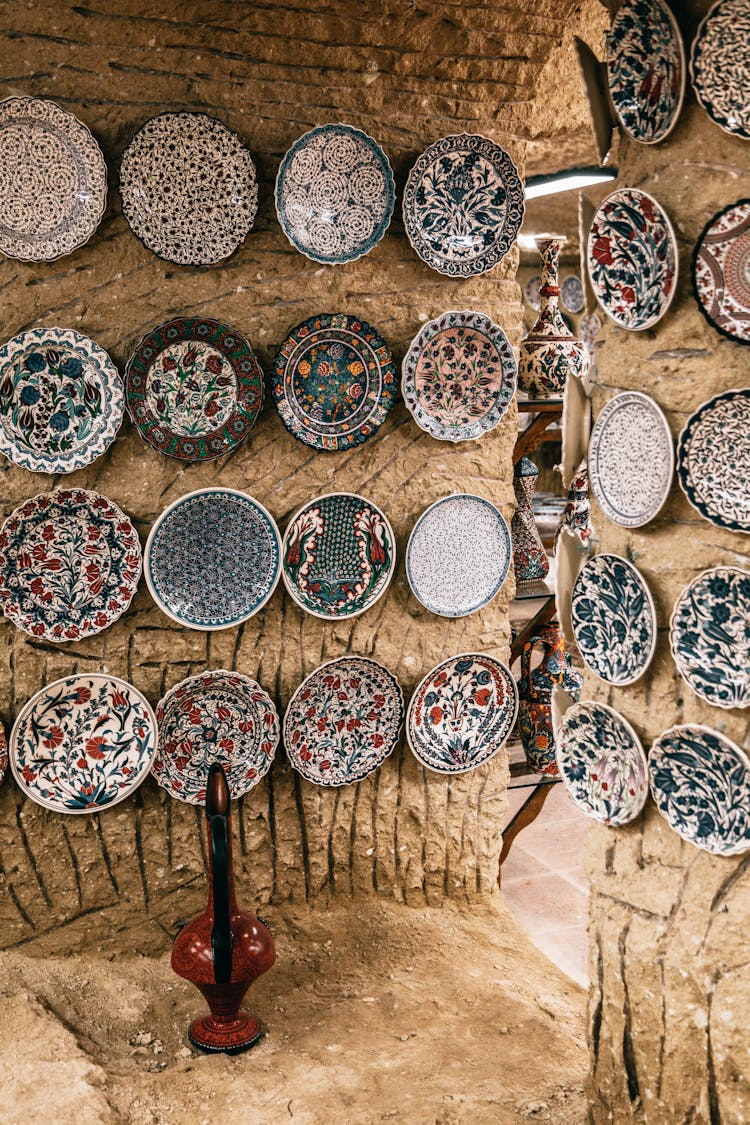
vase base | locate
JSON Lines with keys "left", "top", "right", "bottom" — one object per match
{"left": 188, "top": 1013, "right": 264, "bottom": 1055}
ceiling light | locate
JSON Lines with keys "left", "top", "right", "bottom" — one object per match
{"left": 524, "top": 166, "right": 617, "bottom": 201}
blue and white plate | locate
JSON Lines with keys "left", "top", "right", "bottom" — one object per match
{"left": 556, "top": 701, "right": 648, "bottom": 826}
{"left": 607, "top": 0, "right": 685, "bottom": 145}
{"left": 690, "top": 0, "right": 750, "bottom": 140}
{"left": 571, "top": 553, "right": 657, "bottom": 685}
{"left": 669, "top": 566, "right": 750, "bottom": 709}
{"left": 561, "top": 274, "right": 585, "bottom": 314}
{"left": 402, "top": 134, "right": 524, "bottom": 276}
{"left": 649, "top": 724, "right": 750, "bottom": 856}
{"left": 145, "top": 487, "right": 281, "bottom": 630}
{"left": 275, "top": 123, "right": 395, "bottom": 265}
{"left": 677, "top": 389, "right": 750, "bottom": 533}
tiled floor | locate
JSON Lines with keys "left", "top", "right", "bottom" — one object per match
{"left": 500, "top": 782, "right": 590, "bottom": 987}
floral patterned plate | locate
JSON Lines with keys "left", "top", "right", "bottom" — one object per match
{"left": 402, "top": 134, "right": 524, "bottom": 276}
{"left": 556, "top": 701, "right": 648, "bottom": 826}
{"left": 587, "top": 188, "right": 678, "bottom": 330}
{"left": 284, "top": 656, "right": 404, "bottom": 786}
{"left": 271, "top": 312, "right": 396, "bottom": 451}
{"left": 649, "top": 724, "right": 750, "bottom": 856}
{"left": 692, "top": 199, "right": 750, "bottom": 345}
{"left": 588, "top": 391, "right": 674, "bottom": 527}
{"left": 677, "top": 389, "right": 750, "bottom": 533}
{"left": 571, "top": 553, "right": 657, "bottom": 685}
{"left": 607, "top": 0, "right": 685, "bottom": 145}
{"left": 0, "top": 488, "right": 141, "bottom": 642}
{"left": 524, "top": 274, "right": 542, "bottom": 311}
{"left": 669, "top": 566, "right": 750, "bottom": 709}
{"left": 9, "top": 674, "right": 157, "bottom": 814}
{"left": 406, "top": 653, "right": 517, "bottom": 775}
{"left": 275, "top": 123, "right": 394, "bottom": 264}
{"left": 125, "top": 317, "right": 264, "bottom": 462}
{"left": 145, "top": 488, "right": 281, "bottom": 630}
{"left": 119, "top": 112, "right": 258, "bottom": 266}
{"left": 282, "top": 492, "right": 395, "bottom": 620}
{"left": 690, "top": 0, "right": 750, "bottom": 140}
{"left": 0, "top": 328, "right": 123, "bottom": 473}
{"left": 561, "top": 274, "right": 585, "bottom": 314}
{"left": 0, "top": 97, "right": 107, "bottom": 262}
{"left": 154, "top": 669, "right": 280, "bottom": 804}
{"left": 406, "top": 493, "right": 511, "bottom": 618}
{"left": 401, "top": 310, "right": 517, "bottom": 443}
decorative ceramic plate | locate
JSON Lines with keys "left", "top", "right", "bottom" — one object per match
{"left": 145, "top": 488, "right": 281, "bottom": 630}
{"left": 571, "top": 553, "right": 657, "bottom": 685}
{"left": 406, "top": 494, "right": 511, "bottom": 618}
{"left": 556, "top": 701, "right": 648, "bottom": 826}
{"left": 0, "top": 488, "right": 141, "bottom": 642}
{"left": 524, "top": 275, "right": 542, "bottom": 311}
{"left": 284, "top": 656, "right": 404, "bottom": 786}
{"left": 588, "top": 391, "right": 673, "bottom": 527}
{"left": 561, "top": 274, "right": 585, "bottom": 314}
{"left": 690, "top": 0, "right": 750, "bottom": 140}
{"left": 0, "top": 97, "right": 107, "bottom": 262}
{"left": 125, "top": 317, "right": 264, "bottom": 462}
{"left": 9, "top": 674, "right": 157, "bottom": 814}
{"left": 669, "top": 566, "right": 750, "bottom": 709}
{"left": 402, "top": 134, "right": 524, "bottom": 276}
{"left": 677, "top": 389, "right": 750, "bottom": 532}
{"left": 275, "top": 123, "right": 394, "bottom": 265}
{"left": 282, "top": 492, "right": 395, "bottom": 620}
{"left": 271, "top": 312, "right": 396, "bottom": 451}
{"left": 555, "top": 526, "right": 588, "bottom": 651}
{"left": 588, "top": 188, "right": 678, "bottom": 330}
{"left": 406, "top": 653, "right": 517, "bottom": 775}
{"left": 0, "top": 328, "right": 123, "bottom": 474}
{"left": 401, "top": 310, "right": 516, "bottom": 443}
{"left": 607, "top": 0, "right": 685, "bottom": 145}
{"left": 560, "top": 374, "right": 591, "bottom": 490}
{"left": 119, "top": 112, "right": 258, "bottom": 266}
{"left": 692, "top": 199, "right": 750, "bottom": 345}
{"left": 579, "top": 311, "right": 602, "bottom": 353}
{"left": 154, "top": 669, "right": 280, "bottom": 804}
{"left": 649, "top": 724, "right": 750, "bottom": 855}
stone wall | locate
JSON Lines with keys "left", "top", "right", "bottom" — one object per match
{"left": 583, "top": 3, "right": 750, "bottom": 1119}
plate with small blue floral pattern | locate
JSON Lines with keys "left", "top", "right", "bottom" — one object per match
{"left": 571, "top": 553, "right": 657, "bottom": 685}
{"left": 649, "top": 724, "right": 750, "bottom": 856}
{"left": 607, "top": 0, "right": 685, "bottom": 145}
{"left": 669, "top": 566, "right": 750, "bottom": 709}
{"left": 556, "top": 701, "right": 648, "bottom": 826}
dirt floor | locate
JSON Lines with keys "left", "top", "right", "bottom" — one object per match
{"left": 0, "top": 897, "right": 587, "bottom": 1124}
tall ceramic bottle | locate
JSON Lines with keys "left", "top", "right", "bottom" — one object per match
{"left": 518, "top": 236, "right": 589, "bottom": 398}
{"left": 511, "top": 456, "right": 549, "bottom": 586}
{"left": 518, "top": 624, "right": 584, "bottom": 774}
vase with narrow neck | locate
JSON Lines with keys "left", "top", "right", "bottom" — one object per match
{"left": 171, "top": 764, "right": 276, "bottom": 1054}
{"left": 518, "top": 624, "right": 584, "bottom": 774}
{"left": 511, "top": 457, "right": 549, "bottom": 586}
{"left": 519, "top": 237, "right": 589, "bottom": 398}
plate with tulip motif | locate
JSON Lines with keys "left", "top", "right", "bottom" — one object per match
{"left": 571, "top": 552, "right": 657, "bottom": 685}
{"left": 669, "top": 566, "right": 750, "bottom": 709}
{"left": 556, "top": 701, "right": 648, "bottom": 826}
{"left": 607, "top": 0, "right": 685, "bottom": 145}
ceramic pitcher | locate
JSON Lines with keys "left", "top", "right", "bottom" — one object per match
{"left": 518, "top": 624, "right": 583, "bottom": 774}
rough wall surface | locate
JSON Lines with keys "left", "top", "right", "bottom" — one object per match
{"left": 583, "top": 3, "right": 750, "bottom": 1119}
{"left": 0, "top": 1, "right": 583, "bottom": 952}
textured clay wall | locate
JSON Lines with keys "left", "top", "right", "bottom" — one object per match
{"left": 0, "top": 1, "right": 580, "bottom": 953}
{"left": 584, "top": 3, "right": 750, "bottom": 1119}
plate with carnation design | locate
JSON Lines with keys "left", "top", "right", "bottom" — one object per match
{"left": 10, "top": 674, "right": 157, "bottom": 814}
{"left": 556, "top": 701, "right": 648, "bottom": 826}
{"left": 669, "top": 566, "right": 750, "bottom": 709}
{"left": 571, "top": 553, "right": 657, "bottom": 685}
{"left": 154, "top": 670, "right": 280, "bottom": 804}
{"left": 677, "top": 389, "right": 750, "bottom": 532}
{"left": 407, "top": 653, "right": 517, "bottom": 775}
{"left": 401, "top": 310, "right": 517, "bottom": 443}
{"left": 271, "top": 312, "right": 396, "bottom": 451}
{"left": 402, "top": 134, "right": 524, "bottom": 276}
{"left": 0, "top": 97, "right": 107, "bottom": 262}
{"left": 275, "top": 123, "right": 394, "bottom": 265}
{"left": 119, "top": 112, "right": 258, "bottom": 266}
{"left": 588, "top": 391, "right": 673, "bottom": 527}
{"left": 406, "top": 494, "right": 511, "bottom": 618}
{"left": 0, "top": 488, "right": 141, "bottom": 642}
{"left": 126, "top": 317, "right": 264, "bottom": 461}
{"left": 0, "top": 328, "right": 123, "bottom": 473}
{"left": 588, "top": 188, "right": 678, "bottom": 330}
{"left": 690, "top": 0, "right": 750, "bottom": 140}
{"left": 284, "top": 657, "right": 404, "bottom": 787}
{"left": 692, "top": 199, "right": 750, "bottom": 345}
{"left": 607, "top": 0, "right": 685, "bottom": 145}
{"left": 649, "top": 725, "right": 750, "bottom": 856}
{"left": 145, "top": 488, "right": 281, "bottom": 630}
{"left": 282, "top": 492, "right": 395, "bottom": 620}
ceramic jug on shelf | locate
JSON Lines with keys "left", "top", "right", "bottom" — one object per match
{"left": 518, "top": 624, "right": 583, "bottom": 774}
{"left": 512, "top": 456, "right": 549, "bottom": 587}
{"left": 171, "top": 763, "right": 276, "bottom": 1054}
